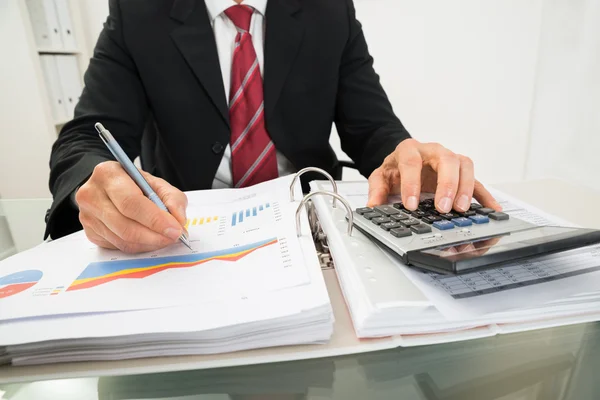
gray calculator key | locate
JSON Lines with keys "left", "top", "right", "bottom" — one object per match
{"left": 363, "top": 212, "right": 381, "bottom": 220}
{"left": 476, "top": 207, "right": 495, "bottom": 216}
{"left": 356, "top": 207, "right": 372, "bottom": 215}
{"left": 390, "top": 227, "right": 413, "bottom": 238}
{"left": 391, "top": 213, "right": 409, "bottom": 222}
{"left": 411, "top": 224, "right": 432, "bottom": 234}
{"left": 489, "top": 211, "right": 509, "bottom": 221}
{"left": 381, "top": 222, "right": 403, "bottom": 231}
{"left": 400, "top": 218, "right": 421, "bottom": 227}
{"left": 372, "top": 216, "right": 392, "bottom": 225}
{"left": 373, "top": 205, "right": 400, "bottom": 216}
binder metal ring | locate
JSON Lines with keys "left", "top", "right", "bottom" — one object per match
{"left": 289, "top": 167, "right": 338, "bottom": 208}
{"left": 296, "top": 191, "right": 353, "bottom": 237}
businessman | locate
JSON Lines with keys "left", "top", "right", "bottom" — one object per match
{"left": 47, "top": 0, "right": 501, "bottom": 253}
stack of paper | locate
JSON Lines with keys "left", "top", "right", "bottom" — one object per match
{"left": 310, "top": 181, "right": 600, "bottom": 342}
{"left": 0, "top": 176, "right": 333, "bottom": 366}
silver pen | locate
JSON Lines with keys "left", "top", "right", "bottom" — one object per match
{"left": 94, "top": 123, "right": 192, "bottom": 251}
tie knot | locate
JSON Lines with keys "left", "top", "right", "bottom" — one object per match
{"left": 224, "top": 5, "right": 254, "bottom": 32}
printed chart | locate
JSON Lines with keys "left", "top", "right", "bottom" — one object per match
{"left": 0, "top": 270, "right": 43, "bottom": 299}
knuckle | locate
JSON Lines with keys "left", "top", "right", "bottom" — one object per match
{"left": 400, "top": 154, "right": 422, "bottom": 169}
{"left": 120, "top": 224, "right": 142, "bottom": 244}
{"left": 460, "top": 155, "right": 474, "bottom": 168}
{"left": 119, "top": 195, "right": 141, "bottom": 217}
{"left": 148, "top": 212, "right": 167, "bottom": 232}
{"left": 93, "top": 161, "right": 117, "bottom": 178}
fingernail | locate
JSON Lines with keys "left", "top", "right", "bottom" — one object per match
{"left": 178, "top": 206, "right": 187, "bottom": 220}
{"left": 164, "top": 227, "right": 181, "bottom": 240}
{"left": 406, "top": 196, "right": 419, "bottom": 210}
{"left": 456, "top": 195, "right": 470, "bottom": 211}
{"left": 439, "top": 197, "right": 452, "bottom": 213}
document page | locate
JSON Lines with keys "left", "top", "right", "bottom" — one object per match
{"left": 0, "top": 176, "right": 311, "bottom": 321}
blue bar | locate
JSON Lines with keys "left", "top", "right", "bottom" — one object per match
{"left": 259, "top": 205, "right": 264, "bottom": 211}
{"left": 266, "top": 203, "right": 270, "bottom": 208}
{"left": 231, "top": 212, "right": 237, "bottom": 227}
{"left": 238, "top": 210, "right": 244, "bottom": 223}
{"left": 253, "top": 207, "right": 257, "bottom": 216}
{"left": 246, "top": 209, "right": 250, "bottom": 217}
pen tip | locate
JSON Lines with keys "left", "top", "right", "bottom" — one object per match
{"left": 180, "top": 235, "right": 193, "bottom": 251}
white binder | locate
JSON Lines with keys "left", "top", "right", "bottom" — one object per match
{"left": 55, "top": 55, "right": 82, "bottom": 119}
{"left": 39, "top": 55, "right": 69, "bottom": 122}
{"left": 25, "top": 0, "right": 63, "bottom": 50}
{"left": 53, "top": 0, "right": 77, "bottom": 50}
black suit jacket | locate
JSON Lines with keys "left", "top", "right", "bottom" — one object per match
{"left": 46, "top": 0, "right": 410, "bottom": 239}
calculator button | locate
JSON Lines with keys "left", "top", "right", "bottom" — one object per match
{"left": 390, "top": 227, "right": 413, "bottom": 238}
{"left": 457, "top": 210, "right": 476, "bottom": 217}
{"left": 372, "top": 216, "right": 392, "bottom": 225}
{"left": 470, "top": 203, "right": 482, "bottom": 210}
{"left": 469, "top": 215, "right": 490, "bottom": 224}
{"left": 400, "top": 218, "right": 421, "bottom": 227}
{"left": 392, "top": 202, "right": 404, "bottom": 210}
{"left": 373, "top": 205, "right": 400, "bottom": 216}
{"left": 411, "top": 224, "right": 432, "bottom": 234}
{"left": 439, "top": 212, "right": 460, "bottom": 220}
{"left": 476, "top": 207, "right": 495, "bottom": 216}
{"left": 381, "top": 222, "right": 403, "bottom": 231}
{"left": 489, "top": 212, "right": 509, "bottom": 221}
{"left": 451, "top": 217, "right": 473, "bottom": 227}
{"left": 433, "top": 220, "right": 455, "bottom": 230}
{"left": 391, "top": 213, "right": 409, "bottom": 222}
{"left": 363, "top": 212, "right": 381, "bottom": 220}
{"left": 356, "top": 207, "right": 372, "bottom": 215}
{"left": 422, "top": 215, "right": 442, "bottom": 224}
{"left": 411, "top": 210, "right": 428, "bottom": 219}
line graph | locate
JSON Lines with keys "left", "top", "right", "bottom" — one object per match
{"left": 67, "top": 238, "right": 278, "bottom": 291}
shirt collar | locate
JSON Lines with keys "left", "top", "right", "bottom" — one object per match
{"left": 205, "top": 0, "right": 268, "bottom": 21}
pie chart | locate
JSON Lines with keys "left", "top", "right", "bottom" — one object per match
{"left": 0, "top": 270, "right": 43, "bottom": 299}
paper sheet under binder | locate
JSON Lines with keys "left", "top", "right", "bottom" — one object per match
{"left": 39, "top": 55, "right": 68, "bottom": 122}
{"left": 25, "top": 0, "right": 63, "bottom": 49}
{"left": 55, "top": 55, "right": 82, "bottom": 119}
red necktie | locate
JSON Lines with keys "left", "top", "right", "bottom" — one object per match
{"left": 225, "top": 5, "right": 278, "bottom": 188}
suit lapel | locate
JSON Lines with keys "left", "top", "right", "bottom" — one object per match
{"left": 170, "top": 0, "right": 229, "bottom": 127}
{"left": 264, "top": 0, "right": 304, "bottom": 119}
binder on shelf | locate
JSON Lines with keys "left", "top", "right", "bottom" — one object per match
{"left": 25, "top": 0, "right": 63, "bottom": 50}
{"left": 39, "top": 55, "right": 69, "bottom": 122}
{"left": 55, "top": 55, "right": 82, "bottom": 119}
{"left": 53, "top": 0, "right": 77, "bottom": 50}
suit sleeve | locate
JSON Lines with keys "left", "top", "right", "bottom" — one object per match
{"left": 334, "top": 0, "right": 411, "bottom": 178}
{"left": 45, "top": 0, "right": 149, "bottom": 240}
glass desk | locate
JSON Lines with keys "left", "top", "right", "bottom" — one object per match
{"left": 1, "top": 180, "right": 600, "bottom": 400}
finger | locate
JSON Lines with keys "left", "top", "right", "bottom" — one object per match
{"left": 429, "top": 147, "right": 460, "bottom": 213}
{"left": 453, "top": 156, "right": 475, "bottom": 212}
{"left": 473, "top": 180, "right": 502, "bottom": 211}
{"left": 396, "top": 146, "right": 423, "bottom": 210}
{"left": 143, "top": 172, "right": 188, "bottom": 226}
{"left": 105, "top": 179, "right": 184, "bottom": 241}
{"left": 367, "top": 167, "right": 391, "bottom": 207}
{"left": 80, "top": 213, "right": 117, "bottom": 250}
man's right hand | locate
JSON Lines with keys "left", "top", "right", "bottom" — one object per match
{"left": 75, "top": 161, "right": 188, "bottom": 254}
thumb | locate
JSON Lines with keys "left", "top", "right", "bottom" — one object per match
{"left": 142, "top": 171, "right": 188, "bottom": 226}
{"left": 367, "top": 168, "right": 391, "bottom": 207}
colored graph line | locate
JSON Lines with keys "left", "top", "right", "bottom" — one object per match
{"left": 231, "top": 203, "right": 270, "bottom": 227}
{"left": 185, "top": 216, "right": 220, "bottom": 229}
{"left": 0, "top": 270, "right": 43, "bottom": 299}
{"left": 67, "top": 238, "right": 278, "bottom": 292}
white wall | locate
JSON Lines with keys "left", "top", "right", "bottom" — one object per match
{"left": 524, "top": 0, "right": 600, "bottom": 192}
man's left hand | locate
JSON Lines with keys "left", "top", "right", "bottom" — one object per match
{"left": 367, "top": 139, "right": 502, "bottom": 213}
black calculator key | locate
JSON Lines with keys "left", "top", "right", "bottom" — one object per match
{"left": 381, "top": 222, "right": 403, "bottom": 231}
{"left": 390, "top": 227, "right": 412, "bottom": 238}
{"left": 373, "top": 205, "right": 400, "bottom": 216}
{"left": 392, "top": 202, "right": 404, "bottom": 210}
{"left": 476, "top": 207, "right": 495, "bottom": 216}
{"left": 356, "top": 207, "right": 372, "bottom": 215}
{"left": 411, "top": 224, "right": 432, "bottom": 234}
{"left": 411, "top": 210, "right": 428, "bottom": 219}
{"left": 489, "top": 212, "right": 509, "bottom": 221}
{"left": 470, "top": 203, "right": 482, "bottom": 210}
{"left": 372, "top": 216, "right": 391, "bottom": 225}
{"left": 422, "top": 215, "right": 442, "bottom": 224}
{"left": 457, "top": 210, "right": 476, "bottom": 217}
{"left": 440, "top": 212, "right": 460, "bottom": 220}
{"left": 363, "top": 212, "right": 381, "bottom": 220}
{"left": 400, "top": 218, "right": 421, "bottom": 227}
{"left": 391, "top": 213, "right": 409, "bottom": 222}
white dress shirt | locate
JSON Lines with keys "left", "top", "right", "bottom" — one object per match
{"left": 205, "top": 0, "right": 296, "bottom": 189}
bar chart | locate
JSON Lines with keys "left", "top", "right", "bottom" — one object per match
{"left": 185, "top": 216, "right": 220, "bottom": 230}
{"left": 231, "top": 203, "right": 271, "bottom": 227}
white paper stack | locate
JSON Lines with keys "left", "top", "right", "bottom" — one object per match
{"left": 0, "top": 176, "right": 333, "bottom": 366}
{"left": 310, "top": 180, "right": 600, "bottom": 342}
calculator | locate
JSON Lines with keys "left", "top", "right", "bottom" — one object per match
{"left": 352, "top": 199, "right": 600, "bottom": 274}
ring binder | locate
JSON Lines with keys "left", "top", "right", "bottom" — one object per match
{"left": 296, "top": 191, "right": 354, "bottom": 237}
{"left": 289, "top": 167, "right": 339, "bottom": 207}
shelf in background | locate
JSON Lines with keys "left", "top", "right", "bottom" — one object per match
{"left": 38, "top": 48, "right": 80, "bottom": 55}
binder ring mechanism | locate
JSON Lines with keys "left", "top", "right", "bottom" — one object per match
{"left": 289, "top": 167, "right": 339, "bottom": 208}
{"left": 296, "top": 191, "right": 354, "bottom": 237}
